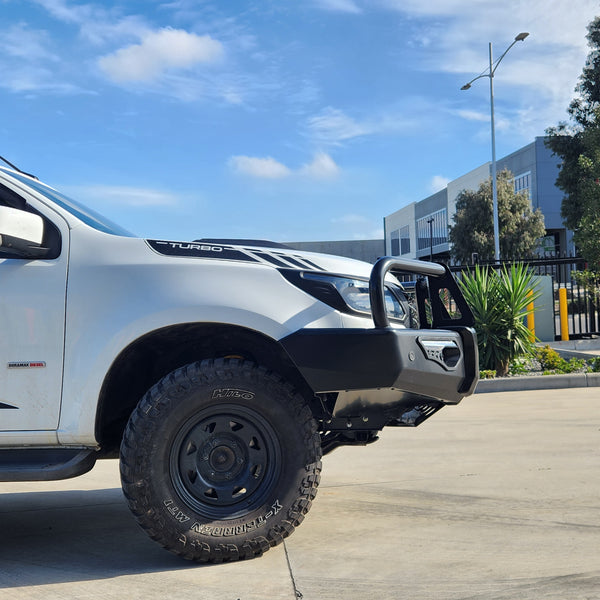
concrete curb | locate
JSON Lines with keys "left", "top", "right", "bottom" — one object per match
{"left": 475, "top": 372, "right": 600, "bottom": 393}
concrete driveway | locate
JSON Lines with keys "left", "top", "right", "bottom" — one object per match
{"left": 1, "top": 388, "right": 598, "bottom": 600}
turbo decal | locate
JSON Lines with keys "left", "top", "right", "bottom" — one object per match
{"left": 147, "top": 240, "right": 258, "bottom": 263}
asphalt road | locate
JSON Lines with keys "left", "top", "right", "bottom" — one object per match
{"left": 1, "top": 388, "right": 598, "bottom": 600}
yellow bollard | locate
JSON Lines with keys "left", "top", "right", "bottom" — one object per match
{"left": 558, "top": 287, "right": 569, "bottom": 341}
{"left": 526, "top": 290, "right": 535, "bottom": 342}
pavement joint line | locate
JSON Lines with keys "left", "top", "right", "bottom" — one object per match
{"left": 321, "top": 478, "right": 457, "bottom": 489}
{"left": 283, "top": 541, "right": 302, "bottom": 599}
{"left": 320, "top": 474, "right": 487, "bottom": 489}
{"left": 321, "top": 479, "right": 406, "bottom": 488}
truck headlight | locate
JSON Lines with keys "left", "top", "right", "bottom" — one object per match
{"left": 280, "top": 270, "right": 407, "bottom": 323}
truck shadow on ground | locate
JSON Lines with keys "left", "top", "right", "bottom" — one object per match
{"left": 0, "top": 488, "right": 206, "bottom": 587}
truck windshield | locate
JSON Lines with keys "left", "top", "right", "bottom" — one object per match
{"left": 4, "top": 169, "right": 134, "bottom": 237}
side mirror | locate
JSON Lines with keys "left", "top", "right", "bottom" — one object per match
{"left": 0, "top": 206, "right": 47, "bottom": 259}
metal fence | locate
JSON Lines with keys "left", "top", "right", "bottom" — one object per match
{"left": 449, "top": 256, "right": 599, "bottom": 340}
{"left": 394, "top": 256, "right": 599, "bottom": 340}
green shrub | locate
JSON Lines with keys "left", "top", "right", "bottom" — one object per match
{"left": 509, "top": 358, "right": 530, "bottom": 375}
{"left": 536, "top": 345, "right": 564, "bottom": 370}
{"left": 479, "top": 369, "right": 497, "bottom": 379}
{"left": 589, "top": 356, "right": 600, "bottom": 372}
{"left": 536, "top": 345, "right": 588, "bottom": 374}
{"left": 562, "top": 357, "right": 587, "bottom": 373}
{"left": 460, "top": 263, "right": 540, "bottom": 377}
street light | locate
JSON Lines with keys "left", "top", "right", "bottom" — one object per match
{"left": 461, "top": 32, "right": 529, "bottom": 263}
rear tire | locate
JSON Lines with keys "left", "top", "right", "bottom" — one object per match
{"left": 120, "top": 358, "right": 322, "bottom": 562}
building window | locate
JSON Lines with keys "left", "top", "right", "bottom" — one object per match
{"left": 514, "top": 171, "right": 531, "bottom": 198}
{"left": 399, "top": 225, "right": 410, "bottom": 255}
{"left": 416, "top": 209, "right": 447, "bottom": 251}
{"left": 390, "top": 229, "right": 400, "bottom": 255}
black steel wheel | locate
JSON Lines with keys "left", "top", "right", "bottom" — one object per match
{"left": 120, "top": 358, "right": 322, "bottom": 563}
{"left": 170, "top": 404, "right": 282, "bottom": 519}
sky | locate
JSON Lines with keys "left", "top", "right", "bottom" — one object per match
{"left": 1, "top": 0, "right": 598, "bottom": 243}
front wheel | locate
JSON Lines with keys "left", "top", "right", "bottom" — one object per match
{"left": 120, "top": 359, "right": 322, "bottom": 562}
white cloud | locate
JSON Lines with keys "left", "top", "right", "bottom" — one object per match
{"left": 99, "top": 28, "right": 223, "bottom": 83}
{"left": 306, "top": 106, "right": 417, "bottom": 145}
{"left": 26, "top": 2, "right": 242, "bottom": 103}
{"left": 32, "top": 0, "right": 148, "bottom": 45}
{"left": 0, "top": 23, "right": 58, "bottom": 62}
{"left": 307, "top": 107, "right": 372, "bottom": 144}
{"left": 32, "top": 0, "right": 94, "bottom": 25}
{"left": 381, "top": 0, "right": 599, "bottom": 136}
{"left": 0, "top": 23, "right": 92, "bottom": 95}
{"left": 379, "top": 0, "right": 489, "bottom": 17}
{"left": 65, "top": 184, "right": 179, "bottom": 207}
{"left": 81, "top": 15, "right": 149, "bottom": 46}
{"left": 429, "top": 175, "right": 450, "bottom": 193}
{"left": 230, "top": 152, "right": 341, "bottom": 180}
{"left": 300, "top": 152, "right": 340, "bottom": 179}
{"left": 0, "top": 4, "right": 149, "bottom": 95}
{"left": 229, "top": 156, "right": 292, "bottom": 179}
{"left": 382, "top": 0, "right": 596, "bottom": 41}
{"left": 0, "top": 68, "right": 83, "bottom": 95}
{"left": 454, "top": 109, "right": 489, "bottom": 123}
{"left": 314, "top": 0, "right": 362, "bottom": 14}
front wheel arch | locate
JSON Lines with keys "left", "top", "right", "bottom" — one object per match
{"left": 95, "top": 323, "right": 317, "bottom": 455}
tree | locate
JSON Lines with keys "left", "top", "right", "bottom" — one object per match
{"left": 448, "top": 169, "right": 546, "bottom": 263}
{"left": 569, "top": 121, "right": 600, "bottom": 269}
{"left": 546, "top": 16, "right": 600, "bottom": 267}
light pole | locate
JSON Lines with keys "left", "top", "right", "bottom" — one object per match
{"left": 461, "top": 32, "right": 529, "bottom": 263}
{"left": 427, "top": 218, "right": 434, "bottom": 261}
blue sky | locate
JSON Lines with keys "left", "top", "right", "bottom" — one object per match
{"left": 1, "top": 0, "right": 598, "bottom": 242}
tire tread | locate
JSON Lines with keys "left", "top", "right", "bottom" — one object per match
{"left": 120, "top": 358, "right": 322, "bottom": 563}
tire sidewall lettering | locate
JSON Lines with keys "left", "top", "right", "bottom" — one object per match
{"left": 120, "top": 359, "right": 321, "bottom": 562}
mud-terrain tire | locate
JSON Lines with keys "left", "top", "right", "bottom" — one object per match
{"left": 120, "top": 358, "right": 322, "bottom": 562}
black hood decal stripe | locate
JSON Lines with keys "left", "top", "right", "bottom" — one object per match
{"left": 147, "top": 239, "right": 323, "bottom": 270}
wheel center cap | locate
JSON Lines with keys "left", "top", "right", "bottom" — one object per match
{"left": 209, "top": 445, "right": 236, "bottom": 472}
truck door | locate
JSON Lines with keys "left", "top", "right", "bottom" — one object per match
{"left": 0, "top": 190, "right": 68, "bottom": 433}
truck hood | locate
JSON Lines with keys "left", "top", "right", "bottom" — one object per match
{"left": 145, "top": 239, "right": 375, "bottom": 279}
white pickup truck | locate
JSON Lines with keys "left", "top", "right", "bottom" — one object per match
{"left": 0, "top": 164, "right": 478, "bottom": 562}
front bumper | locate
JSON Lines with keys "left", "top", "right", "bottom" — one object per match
{"left": 280, "top": 256, "right": 479, "bottom": 431}
{"left": 282, "top": 326, "right": 478, "bottom": 402}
